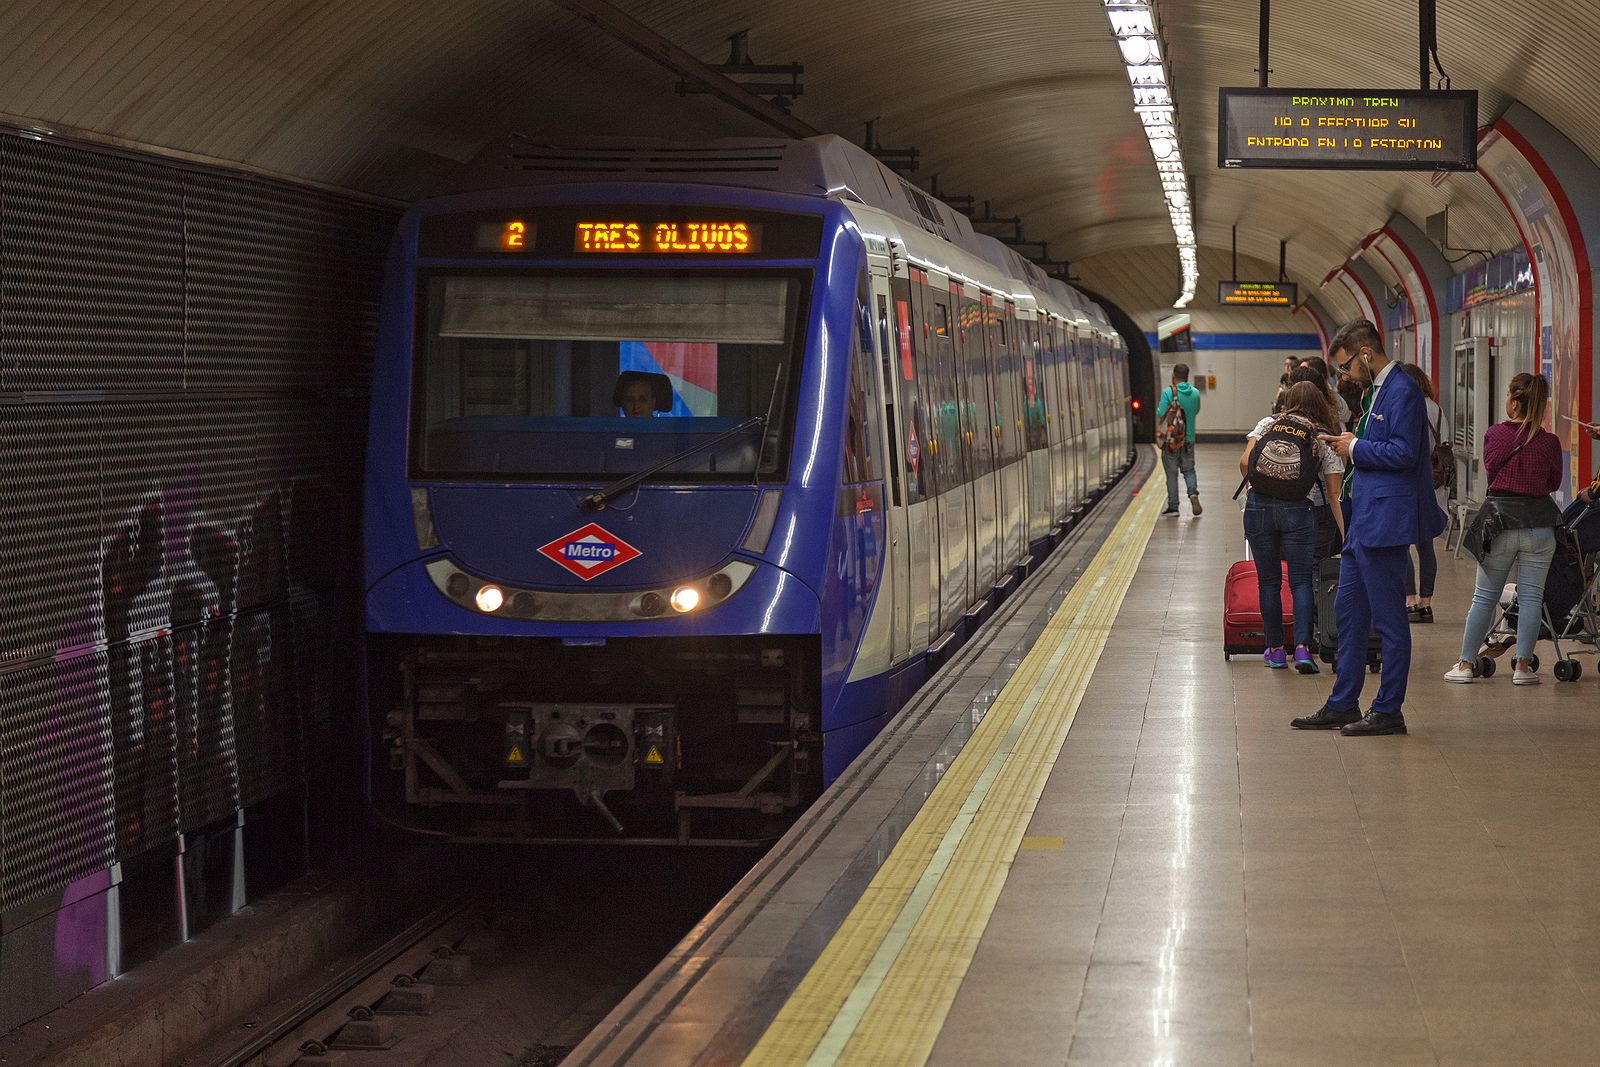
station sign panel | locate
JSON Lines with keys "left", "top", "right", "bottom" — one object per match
{"left": 1218, "top": 280, "right": 1298, "bottom": 306}
{"left": 1218, "top": 88, "right": 1477, "bottom": 170}
{"left": 419, "top": 204, "right": 821, "bottom": 259}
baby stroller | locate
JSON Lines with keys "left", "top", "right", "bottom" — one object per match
{"left": 1476, "top": 496, "right": 1600, "bottom": 681}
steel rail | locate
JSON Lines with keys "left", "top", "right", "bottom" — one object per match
{"left": 205, "top": 897, "right": 473, "bottom": 1067}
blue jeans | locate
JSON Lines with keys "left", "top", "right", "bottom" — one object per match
{"left": 1459, "top": 526, "right": 1557, "bottom": 662}
{"left": 1244, "top": 494, "right": 1318, "bottom": 649}
{"left": 1162, "top": 443, "right": 1197, "bottom": 508}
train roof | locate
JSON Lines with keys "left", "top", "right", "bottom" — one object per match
{"left": 461, "top": 134, "right": 1108, "bottom": 327}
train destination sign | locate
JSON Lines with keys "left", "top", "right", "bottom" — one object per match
{"left": 1218, "top": 88, "right": 1477, "bottom": 170}
{"left": 573, "top": 219, "right": 761, "bottom": 254}
{"left": 419, "top": 205, "right": 820, "bottom": 259}
{"left": 1218, "top": 280, "right": 1298, "bottom": 307}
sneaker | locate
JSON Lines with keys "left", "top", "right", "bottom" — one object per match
{"left": 1160, "top": 506, "right": 1180, "bottom": 517}
{"left": 1513, "top": 668, "right": 1540, "bottom": 686}
{"left": 1189, "top": 494, "right": 1203, "bottom": 516}
{"left": 1263, "top": 647, "right": 1287, "bottom": 669}
{"left": 1293, "top": 646, "right": 1319, "bottom": 674}
{"left": 1444, "top": 663, "right": 1475, "bottom": 683}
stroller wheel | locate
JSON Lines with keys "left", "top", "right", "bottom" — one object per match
{"left": 1478, "top": 656, "right": 1497, "bottom": 678}
{"left": 1555, "top": 659, "right": 1582, "bottom": 682}
{"left": 1529, "top": 653, "right": 1541, "bottom": 672}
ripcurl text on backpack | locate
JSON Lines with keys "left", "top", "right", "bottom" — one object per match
{"left": 1234, "top": 415, "right": 1320, "bottom": 501}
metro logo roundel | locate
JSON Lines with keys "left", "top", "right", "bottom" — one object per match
{"left": 537, "top": 523, "right": 641, "bottom": 580}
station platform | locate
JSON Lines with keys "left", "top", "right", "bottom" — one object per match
{"left": 570, "top": 444, "right": 1600, "bottom": 1067}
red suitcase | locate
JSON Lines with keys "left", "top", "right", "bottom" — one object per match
{"left": 1223, "top": 559, "right": 1295, "bottom": 659}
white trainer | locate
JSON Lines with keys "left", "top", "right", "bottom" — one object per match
{"left": 1444, "top": 664, "right": 1475, "bottom": 683}
{"left": 1513, "top": 668, "right": 1540, "bottom": 686}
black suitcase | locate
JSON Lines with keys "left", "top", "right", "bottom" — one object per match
{"left": 1314, "top": 556, "right": 1383, "bottom": 671}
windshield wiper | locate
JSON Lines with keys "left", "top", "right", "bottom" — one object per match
{"left": 578, "top": 416, "right": 766, "bottom": 512}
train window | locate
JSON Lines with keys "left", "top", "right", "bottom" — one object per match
{"left": 412, "top": 270, "right": 808, "bottom": 481}
{"left": 1022, "top": 318, "right": 1047, "bottom": 451}
{"left": 877, "top": 294, "right": 903, "bottom": 507}
{"left": 843, "top": 271, "right": 883, "bottom": 485}
{"left": 961, "top": 295, "right": 992, "bottom": 478}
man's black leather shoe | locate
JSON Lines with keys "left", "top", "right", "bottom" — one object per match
{"left": 1291, "top": 705, "right": 1362, "bottom": 730}
{"left": 1340, "top": 710, "right": 1407, "bottom": 736}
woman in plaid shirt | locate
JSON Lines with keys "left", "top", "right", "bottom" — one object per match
{"left": 1447, "top": 373, "right": 1563, "bottom": 685}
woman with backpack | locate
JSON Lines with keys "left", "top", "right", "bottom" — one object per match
{"left": 1448, "top": 373, "right": 1563, "bottom": 685}
{"left": 1399, "top": 363, "right": 1447, "bottom": 622}
{"left": 1288, "top": 361, "right": 1347, "bottom": 558}
{"left": 1239, "top": 381, "right": 1347, "bottom": 672}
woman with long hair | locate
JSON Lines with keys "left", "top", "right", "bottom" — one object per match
{"left": 1399, "top": 363, "right": 1445, "bottom": 622}
{"left": 1297, "top": 355, "right": 1350, "bottom": 429}
{"left": 1448, "top": 372, "right": 1563, "bottom": 684}
{"left": 1288, "top": 362, "right": 1344, "bottom": 557}
{"left": 1240, "top": 381, "right": 1347, "bottom": 673}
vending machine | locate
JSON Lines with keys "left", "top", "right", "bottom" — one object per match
{"left": 1452, "top": 337, "right": 1496, "bottom": 503}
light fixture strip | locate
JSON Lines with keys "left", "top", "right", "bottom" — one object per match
{"left": 1104, "top": 0, "right": 1196, "bottom": 307}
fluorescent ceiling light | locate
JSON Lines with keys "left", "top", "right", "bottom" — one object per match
{"left": 1106, "top": 0, "right": 1195, "bottom": 307}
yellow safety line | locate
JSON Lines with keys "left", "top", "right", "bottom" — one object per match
{"left": 744, "top": 461, "right": 1163, "bottom": 1067}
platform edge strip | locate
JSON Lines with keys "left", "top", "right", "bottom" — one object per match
{"left": 742, "top": 462, "right": 1163, "bottom": 1067}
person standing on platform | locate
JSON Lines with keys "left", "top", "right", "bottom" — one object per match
{"left": 1447, "top": 373, "right": 1562, "bottom": 685}
{"left": 1157, "top": 363, "right": 1202, "bottom": 517}
{"left": 1290, "top": 321, "right": 1446, "bottom": 736}
{"left": 1399, "top": 363, "right": 1446, "bottom": 623}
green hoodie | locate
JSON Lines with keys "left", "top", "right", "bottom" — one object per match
{"left": 1157, "top": 381, "right": 1201, "bottom": 444}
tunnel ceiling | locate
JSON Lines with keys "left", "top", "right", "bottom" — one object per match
{"left": 0, "top": 0, "right": 1589, "bottom": 319}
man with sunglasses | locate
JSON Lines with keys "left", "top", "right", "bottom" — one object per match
{"left": 1290, "top": 320, "right": 1447, "bottom": 736}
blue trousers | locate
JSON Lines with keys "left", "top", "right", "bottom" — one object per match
{"left": 1244, "top": 495, "right": 1318, "bottom": 649}
{"left": 1328, "top": 541, "right": 1412, "bottom": 715}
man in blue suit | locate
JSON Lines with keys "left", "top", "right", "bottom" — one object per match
{"left": 1291, "top": 320, "right": 1448, "bottom": 736}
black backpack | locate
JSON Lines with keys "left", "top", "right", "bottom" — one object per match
{"left": 1237, "top": 415, "right": 1320, "bottom": 501}
{"left": 1429, "top": 409, "right": 1455, "bottom": 490}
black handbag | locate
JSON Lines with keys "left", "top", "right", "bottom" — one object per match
{"left": 1463, "top": 493, "right": 1561, "bottom": 562}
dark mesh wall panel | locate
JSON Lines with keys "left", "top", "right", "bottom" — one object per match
{"left": 0, "top": 655, "right": 117, "bottom": 911}
{"left": 0, "top": 127, "right": 397, "bottom": 922}
{"left": 0, "top": 139, "right": 184, "bottom": 392}
{"left": 0, "top": 403, "right": 103, "bottom": 664}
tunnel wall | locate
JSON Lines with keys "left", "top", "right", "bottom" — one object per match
{"left": 0, "top": 127, "right": 398, "bottom": 1028}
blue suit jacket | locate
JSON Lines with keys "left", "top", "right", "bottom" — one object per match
{"left": 1345, "top": 366, "right": 1449, "bottom": 549}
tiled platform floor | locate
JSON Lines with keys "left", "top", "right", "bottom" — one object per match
{"left": 930, "top": 444, "right": 1600, "bottom": 1066}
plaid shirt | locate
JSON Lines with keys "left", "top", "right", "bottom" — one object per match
{"left": 1485, "top": 422, "right": 1562, "bottom": 496}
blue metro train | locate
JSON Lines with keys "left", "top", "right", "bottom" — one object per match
{"left": 362, "top": 136, "right": 1133, "bottom": 842}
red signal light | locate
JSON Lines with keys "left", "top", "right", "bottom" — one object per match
{"left": 1131, "top": 398, "right": 1142, "bottom": 410}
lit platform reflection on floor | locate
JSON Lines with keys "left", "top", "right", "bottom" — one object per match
{"left": 569, "top": 444, "right": 1600, "bottom": 1067}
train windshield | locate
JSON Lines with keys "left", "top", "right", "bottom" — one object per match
{"left": 412, "top": 270, "right": 808, "bottom": 481}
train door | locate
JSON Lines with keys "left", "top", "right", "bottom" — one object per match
{"left": 955, "top": 285, "right": 992, "bottom": 606}
{"left": 1048, "top": 318, "right": 1070, "bottom": 518}
{"left": 1022, "top": 313, "right": 1052, "bottom": 543}
{"left": 1038, "top": 316, "right": 1062, "bottom": 522}
{"left": 1067, "top": 325, "right": 1085, "bottom": 501}
{"left": 966, "top": 290, "right": 999, "bottom": 593}
{"left": 1082, "top": 331, "right": 1101, "bottom": 486}
{"left": 905, "top": 270, "right": 945, "bottom": 640}
{"left": 996, "top": 300, "right": 1025, "bottom": 569}
{"left": 875, "top": 262, "right": 920, "bottom": 662}
{"left": 923, "top": 272, "right": 968, "bottom": 634}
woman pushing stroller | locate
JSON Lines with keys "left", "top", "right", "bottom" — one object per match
{"left": 1448, "top": 372, "right": 1563, "bottom": 685}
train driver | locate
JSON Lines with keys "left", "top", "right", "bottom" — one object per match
{"left": 614, "top": 370, "right": 673, "bottom": 418}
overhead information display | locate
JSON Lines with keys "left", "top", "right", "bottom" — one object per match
{"left": 1218, "top": 280, "right": 1298, "bottom": 306}
{"left": 1218, "top": 88, "right": 1477, "bottom": 170}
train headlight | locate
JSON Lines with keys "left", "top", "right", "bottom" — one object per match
{"left": 669, "top": 586, "right": 700, "bottom": 613}
{"left": 708, "top": 572, "right": 733, "bottom": 600}
{"left": 638, "top": 592, "right": 666, "bottom": 617}
{"left": 475, "top": 585, "right": 505, "bottom": 612}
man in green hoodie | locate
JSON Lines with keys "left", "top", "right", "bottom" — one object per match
{"left": 1156, "top": 363, "right": 1202, "bottom": 516}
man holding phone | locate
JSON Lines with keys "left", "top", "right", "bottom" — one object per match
{"left": 1290, "top": 320, "right": 1447, "bottom": 736}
